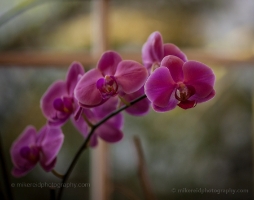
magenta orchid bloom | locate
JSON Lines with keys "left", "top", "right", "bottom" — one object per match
{"left": 40, "top": 62, "right": 85, "bottom": 127}
{"left": 73, "top": 97, "right": 123, "bottom": 147}
{"left": 145, "top": 55, "right": 215, "bottom": 112}
{"left": 74, "top": 51, "right": 148, "bottom": 108}
{"left": 142, "top": 31, "right": 187, "bottom": 73}
{"left": 10, "top": 125, "right": 64, "bottom": 177}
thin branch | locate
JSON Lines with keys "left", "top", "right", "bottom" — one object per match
{"left": 94, "top": 95, "right": 146, "bottom": 129}
{"left": 118, "top": 96, "right": 131, "bottom": 106}
{"left": 56, "top": 94, "right": 147, "bottom": 200}
{"left": 51, "top": 169, "right": 64, "bottom": 179}
{"left": 133, "top": 136, "right": 157, "bottom": 200}
{"left": 0, "top": 132, "right": 13, "bottom": 200}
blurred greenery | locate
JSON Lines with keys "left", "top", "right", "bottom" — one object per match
{"left": 0, "top": 0, "right": 253, "bottom": 200}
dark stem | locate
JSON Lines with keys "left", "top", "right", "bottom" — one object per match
{"left": 56, "top": 94, "right": 146, "bottom": 200}
{"left": 50, "top": 188, "right": 56, "bottom": 200}
{"left": 0, "top": 132, "right": 13, "bottom": 200}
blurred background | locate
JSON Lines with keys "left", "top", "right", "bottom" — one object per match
{"left": 0, "top": 0, "right": 253, "bottom": 200}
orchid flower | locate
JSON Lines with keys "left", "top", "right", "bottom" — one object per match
{"left": 10, "top": 125, "right": 64, "bottom": 177}
{"left": 74, "top": 51, "right": 148, "bottom": 108}
{"left": 145, "top": 55, "right": 215, "bottom": 112}
{"left": 142, "top": 31, "right": 187, "bottom": 73}
{"left": 40, "top": 62, "right": 88, "bottom": 135}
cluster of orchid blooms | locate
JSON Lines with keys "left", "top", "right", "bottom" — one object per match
{"left": 10, "top": 31, "right": 216, "bottom": 178}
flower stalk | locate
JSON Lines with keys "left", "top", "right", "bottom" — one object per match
{"left": 56, "top": 94, "right": 146, "bottom": 200}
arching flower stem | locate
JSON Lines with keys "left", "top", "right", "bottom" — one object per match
{"left": 56, "top": 94, "right": 147, "bottom": 200}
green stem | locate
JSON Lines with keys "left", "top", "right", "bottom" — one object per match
{"left": 56, "top": 94, "right": 147, "bottom": 200}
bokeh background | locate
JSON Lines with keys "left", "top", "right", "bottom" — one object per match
{"left": 0, "top": 0, "right": 253, "bottom": 200}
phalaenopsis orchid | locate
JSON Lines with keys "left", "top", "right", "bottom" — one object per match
{"left": 9, "top": 31, "right": 216, "bottom": 199}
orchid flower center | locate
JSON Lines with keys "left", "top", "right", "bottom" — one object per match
{"left": 175, "top": 83, "right": 195, "bottom": 102}
{"left": 151, "top": 62, "right": 160, "bottom": 72}
{"left": 20, "top": 146, "right": 40, "bottom": 164}
{"left": 53, "top": 97, "right": 74, "bottom": 114}
{"left": 96, "top": 75, "right": 118, "bottom": 99}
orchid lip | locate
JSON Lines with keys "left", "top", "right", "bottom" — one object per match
{"left": 96, "top": 75, "right": 118, "bottom": 99}
{"left": 174, "top": 83, "right": 197, "bottom": 109}
{"left": 175, "top": 83, "right": 195, "bottom": 102}
{"left": 53, "top": 97, "right": 74, "bottom": 114}
{"left": 20, "top": 146, "right": 40, "bottom": 163}
{"left": 151, "top": 62, "right": 160, "bottom": 72}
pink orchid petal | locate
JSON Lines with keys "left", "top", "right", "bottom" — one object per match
{"left": 93, "top": 97, "right": 119, "bottom": 118}
{"left": 82, "top": 108, "right": 97, "bottom": 122}
{"left": 89, "top": 135, "right": 98, "bottom": 148}
{"left": 126, "top": 98, "right": 150, "bottom": 116}
{"left": 141, "top": 42, "right": 154, "bottom": 70}
{"left": 142, "top": 31, "right": 163, "bottom": 63}
{"left": 120, "top": 87, "right": 150, "bottom": 116}
{"left": 66, "top": 61, "right": 85, "bottom": 95}
{"left": 190, "top": 89, "right": 216, "bottom": 103}
{"left": 152, "top": 100, "right": 178, "bottom": 112}
{"left": 38, "top": 126, "right": 64, "bottom": 166}
{"left": 12, "top": 167, "right": 33, "bottom": 177}
{"left": 145, "top": 67, "right": 176, "bottom": 107}
{"left": 161, "top": 55, "right": 185, "bottom": 83}
{"left": 96, "top": 123, "right": 123, "bottom": 143}
{"left": 74, "top": 106, "right": 83, "bottom": 121}
{"left": 40, "top": 81, "right": 68, "bottom": 121}
{"left": 74, "top": 69, "right": 104, "bottom": 107}
{"left": 10, "top": 126, "right": 37, "bottom": 170}
{"left": 115, "top": 60, "right": 148, "bottom": 94}
{"left": 106, "top": 114, "right": 123, "bottom": 130}
{"left": 183, "top": 61, "right": 215, "bottom": 98}
{"left": 98, "top": 51, "right": 122, "bottom": 76}
{"left": 40, "top": 158, "right": 57, "bottom": 172}
{"left": 48, "top": 118, "right": 68, "bottom": 126}
{"left": 71, "top": 116, "right": 89, "bottom": 138}
{"left": 163, "top": 43, "right": 188, "bottom": 62}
